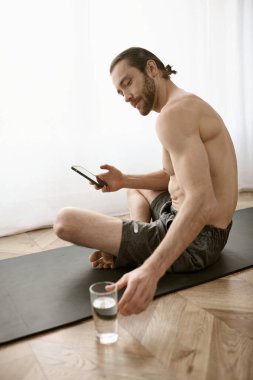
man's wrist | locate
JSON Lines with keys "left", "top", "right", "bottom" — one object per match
{"left": 143, "top": 257, "right": 165, "bottom": 280}
{"left": 121, "top": 174, "right": 128, "bottom": 188}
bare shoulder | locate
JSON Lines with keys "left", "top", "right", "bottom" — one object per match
{"left": 156, "top": 93, "right": 201, "bottom": 141}
{"left": 156, "top": 92, "right": 223, "bottom": 144}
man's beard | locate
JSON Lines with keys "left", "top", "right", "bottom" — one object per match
{"left": 139, "top": 74, "right": 156, "bottom": 116}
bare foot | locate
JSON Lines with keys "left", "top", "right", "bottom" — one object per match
{"left": 89, "top": 250, "right": 115, "bottom": 269}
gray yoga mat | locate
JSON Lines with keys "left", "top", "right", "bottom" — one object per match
{"left": 0, "top": 207, "right": 252, "bottom": 344}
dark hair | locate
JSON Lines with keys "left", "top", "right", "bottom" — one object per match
{"left": 110, "top": 47, "right": 177, "bottom": 80}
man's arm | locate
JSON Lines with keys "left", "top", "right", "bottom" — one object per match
{"left": 123, "top": 169, "right": 169, "bottom": 190}
{"left": 145, "top": 107, "right": 218, "bottom": 277}
{"left": 114, "top": 106, "right": 219, "bottom": 315}
{"left": 97, "top": 164, "right": 169, "bottom": 192}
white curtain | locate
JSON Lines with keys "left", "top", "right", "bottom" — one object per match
{"left": 0, "top": 0, "right": 252, "bottom": 237}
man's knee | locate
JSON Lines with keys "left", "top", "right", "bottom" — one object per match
{"left": 53, "top": 207, "right": 77, "bottom": 240}
{"left": 127, "top": 188, "right": 139, "bottom": 199}
{"left": 127, "top": 188, "right": 163, "bottom": 205}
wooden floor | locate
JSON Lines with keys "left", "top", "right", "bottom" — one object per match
{"left": 0, "top": 192, "right": 253, "bottom": 380}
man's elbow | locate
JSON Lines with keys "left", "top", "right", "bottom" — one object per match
{"left": 186, "top": 191, "right": 218, "bottom": 225}
{"left": 199, "top": 194, "right": 218, "bottom": 224}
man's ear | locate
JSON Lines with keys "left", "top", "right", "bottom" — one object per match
{"left": 146, "top": 60, "right": 158, "bottom": 77}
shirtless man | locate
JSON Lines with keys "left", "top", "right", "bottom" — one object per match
{"left": 54, "top": 47, "right": 238, "bottom": 316}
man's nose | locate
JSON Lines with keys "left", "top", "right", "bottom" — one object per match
{"left": 124, "top": 91, "right": 132, "bottom": 103}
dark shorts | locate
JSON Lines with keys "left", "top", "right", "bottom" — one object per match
{"left": 115, "top": 191, "right": 232, "bottom": 272}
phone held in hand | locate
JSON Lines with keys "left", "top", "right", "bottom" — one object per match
{"left": 71, "top": 165, "right": 107, "bottom": 187}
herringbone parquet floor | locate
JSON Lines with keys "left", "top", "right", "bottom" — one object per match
{"left": 0, "top": 192, "right": 252, "bottom": 380}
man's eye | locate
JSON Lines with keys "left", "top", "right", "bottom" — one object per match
{"left": 123, "top": 80, "right": 131, "bottom": 89}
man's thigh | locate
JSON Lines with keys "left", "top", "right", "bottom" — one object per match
{"left": 115, "top": 218, "right": 167, "bottom": 268}
{"left": 55, "top": 207, "right": 122, "bottom": 255}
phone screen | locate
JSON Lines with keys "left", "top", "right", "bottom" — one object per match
{"left": 71, "top": 165, "right": 107, "bottom": 187}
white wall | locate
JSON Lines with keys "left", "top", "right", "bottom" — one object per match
{"left": 0, "top": 0, "right": 252, "bottom": 236}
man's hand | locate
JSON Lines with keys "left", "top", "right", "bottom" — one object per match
{"left": 93, "top": 164, "right": 125, "bottom": 192}
{"left": 107, "top": 265, "right": 159, "bottom": 316}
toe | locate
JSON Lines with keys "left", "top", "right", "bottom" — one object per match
{"left": 89, "top": 251, "right": 101, "bottom": 262}
{"left": 102, "top": 252, "right": 114, "bottom": 265}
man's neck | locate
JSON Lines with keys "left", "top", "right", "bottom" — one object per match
{"left": 154, "top": 80, "right": 180, "bottom": 113}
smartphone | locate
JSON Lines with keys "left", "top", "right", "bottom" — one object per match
{"left": 71, "top": 165, "right": 107, "bottom": 187}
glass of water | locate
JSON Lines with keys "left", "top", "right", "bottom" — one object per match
{"left": 89, "top": 281, "right": 118, "bottom": 344}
